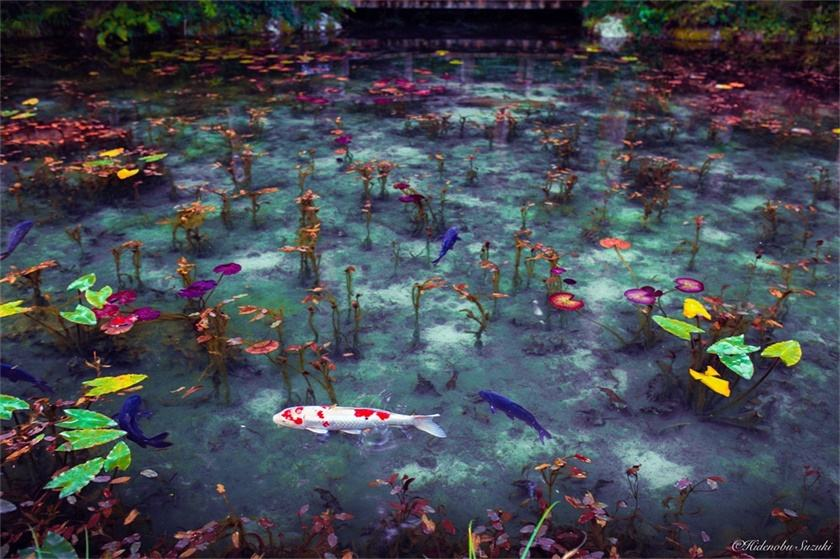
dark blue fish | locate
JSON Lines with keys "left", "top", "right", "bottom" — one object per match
{"left": 0, "top": 220, "right": 33, "bottom": 261}
{"left": 432, "top": 226, "right": 460, "bottom": 264}
{"left": 0, "top": 362, "right": 53, "bottom": 393}
{"left": 478, "top": 390, "right": 552, "bottom": 443}
{"left": 116, "top": 395, "right": 172, "bottom": 448}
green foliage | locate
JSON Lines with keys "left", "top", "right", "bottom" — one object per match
{"left": 66, "top": 273, "right": 96, "bottom": 292}
{"left": 717, "top": 353, "right": 754, "bottom": 380}
{"left": 761, "top": 340, "right": 802, "bottom": 366}
{"left": 706, "top": 335, "right": 760, "bottom": 356}
{"left": 2, "top": 1, "right": 354, "bottom": 46}
{"left": 44, "top": 458, "right": 105, "bottom": 499}
{"left": 104, "top": 441, "right": 132, "bottom": 472}
{"left": 56, "top": 409, "right": 117, "bottom": 429}
{"left": 582, "top": 0, "right": 837, "bottom": 41}
{"left": 0, "top": 394, "right": 29, "bottom": 420}
{"left": 652, "top": 315, "right": 704, "bottom": 340}
{"left": 59, "top": 428, "right": 127, "bottom": 451}
{"left": 84, "top": 285, "right": 113, "bottom": 309}
{"left": 20, "top": 531, "right": 79, "bottom": 559}
{"left": 59, "top": 304, "right": 97, "bottom": 326}
{"left": 82, "top": 374, "right": 147, "bottom": 397}
{"left": 707, "top": 335, "right": 760, "bottom": 379}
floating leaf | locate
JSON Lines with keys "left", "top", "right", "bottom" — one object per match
{"left": 99, "top": 147, "right": 125, "bottom": 158}
{"left": 0, "top": 300, "right": 32, "bottom": 318}
{"left": 139, "top": 152, "right": 168, "bottom": 163}
{"left": 760, "top": 340, "right": 802, "bottom": 366}
{"left": 10, "top": 111, "right": 36, "bottom": 120}
{"left": 56, "top": 409, "right": 117, "bottom": 429}
{"left": 45, "top": 457, "right": 104, "bottom": 498}
{"left": 104, "top": 441, "right": 132, "bottom": 472}
{"left": 67, "top": 273, "right": 96, "bottom": 292}
{"left": 21, "top": 98, "right": 39, "bottom": 106}
{"left": 19, "top": 531, "right": 78, "bottom": 559}
{"left": 82, "top": 374, "right": 147, "bottom": 397}
{"left": 84, "top": 158, "right": 117, "bottom": 167}
{"left": 60, "top": 304, "right": 97, "bottom": 326}
{"left": 718, "top": 353, "right": 754, "bottom": 380}
{"left": 85, "top": 285, "right": 113, "bottom": 309}
{"left": 1, "top": 109, "right": 19, "bottom": 117}
{"left": 59, "top": 428, "right": 126, "bottom": 451}
{"left": 245, "top": 340, "right": 280, "bottom": 355}
{"left": 652, "top": 316, "right": 704, "bottom": 340}
{"left": 0, "top": 394, "right": 29, "bottom": 420}
{"left": 116, "top": 168, "right": 139, "bottom": 180}
{"left": 707, "top": 335, "right": 760, "bottom": 356}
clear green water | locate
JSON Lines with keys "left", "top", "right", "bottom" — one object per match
{"left": 1, "top": 36, "right": 838, "bottom": 557}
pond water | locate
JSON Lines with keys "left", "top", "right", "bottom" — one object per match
{"left": 1, "top": 34, "right": 838, "bottom": 558}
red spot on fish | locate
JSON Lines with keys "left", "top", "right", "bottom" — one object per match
{"left": 316, "top": 410, "right": 325, "bottom": 419}
{"left": 376, "top": 411, "right": 390, "bottom": 420}
{"left": 282, "top": 410, "right": 293, "bottom": 420}
{"left": 293, "top": 417, "right": 303, "bottom": 425}
{"left": 322, "top": 421, "right": 330, "bottom": 427}
{"left": 354, "top": 408, "right": 374, "bottom": 419}
{"left": 294, "top": 406, "right": 303, "bottom": 413}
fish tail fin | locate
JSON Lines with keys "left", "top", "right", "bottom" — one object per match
{"left": 432, "top": 254, "right": 443, "bottom": 265}
{"left": 412, "top": 414, "right": 447, "bottom": 438}
{"left": 538, "top": 428, "right": 552, "bottom": 444}
{"left": 0, "top": 252, "right": 8, "bottom": 261}
{"left": 147, "top": 432, "right": 172, "bottom": 448}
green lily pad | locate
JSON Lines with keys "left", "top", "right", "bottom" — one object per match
{"left": 652, "top": 316, "right": 704, "bottom": 340}
{"left": 1, "top": 109, "right": 19, "bottom": 117}
{"left": 707, "top": 335, "right": 760, "bottom": 356}
{"left": 56, "top": 409, "right": 117, "bottom": 429}
{"left": 103, "top": 441, "right": 132, "bottom": 472}
{"left": 19, "top": 531, "right": 79, "bottom": 559}
{"left": 0, "top": 299, "right": 31, "bottom": 318}
{"left": 139, "top": 152, "right": 168, "bottom": 163}
{"left": 0, "top": 394, "right": 29, "bottom": 420}
{"left": 58, "top": 428, "right": 126, "bottom": 451}
{"left": 44, "top": 457, "right": 104, "bottom": 499}
{"left": 84, "top": 285, "right": 113, "bottom": 309}
{"left": 82, "top": 374, "right": 148, "bottom": 397}
{"left": 67, "top": 273, "right": 96, "bottom": 292}
{"left": 718, "top": 353, "right": 755, "bottom": 380}
{"left": 60, "top": 304, "right": 97, "bottom": 326}
{"left": 760, "top": 340, "right": 802, "bottom": 366}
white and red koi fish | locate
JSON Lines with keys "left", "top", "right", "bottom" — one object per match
{"left": 273, "top": 405, "right": 446, "bottom": 438}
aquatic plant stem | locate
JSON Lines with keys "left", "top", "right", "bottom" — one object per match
{"left": 710, "top": 358, "right": 781, "bottom": 417}
{"left": 613, "top": 247, "right": 638, "bottom": 284}
{"left": 520, "top": 502, "right": 557, "bottom": 559}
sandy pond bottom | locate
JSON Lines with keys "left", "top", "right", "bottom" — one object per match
{"left": 1, "top": 35, "right": 838, "bottom": 557}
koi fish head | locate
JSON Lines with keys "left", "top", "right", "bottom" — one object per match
{"left": 273, "top": 406, "right": 305, "bottom": 429}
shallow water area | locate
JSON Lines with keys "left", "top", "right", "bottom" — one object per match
{"left": 1, "top": 31, "right": 838, "bottom": 558}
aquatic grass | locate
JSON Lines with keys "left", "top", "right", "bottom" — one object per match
{"left": 519, "top": 502, "right": 557, "bottom": 559}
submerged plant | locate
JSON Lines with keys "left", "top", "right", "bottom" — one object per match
{"left": 410, "top": 276, "right": 446, "bottom": 347}
{"left": 111, "top": 240, "right": 143, "bottom": 287}
{"left": 652, "top": 295, "right": 804, "bottom": 425}
{"left": 452, "top": 283, "right": 491, "bottom": 348}
{"left": 599, "top": 237, "right": 637, "bottom": 284}
{"left": 673, "top": 215, "right": 704, "bottom": 270}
